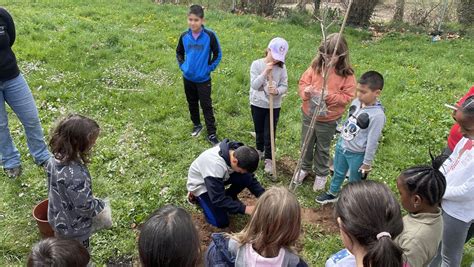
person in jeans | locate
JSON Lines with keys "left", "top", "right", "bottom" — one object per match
{"left": 429, "top": 96, "right": 474, "bottom": 267}
{"left": 316, "top": 71, "right": 386, "bottom": 204}
{"left": 0, "top": 7, "right": 50, "bottom": 178}
{"left": 176, "top": 5, "right": 222, "bottom": 146}
{"left": 249, "top": 37, "right": 288, "bottom": 176}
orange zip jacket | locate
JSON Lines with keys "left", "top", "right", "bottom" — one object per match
{"left": 298, "top": 67, "right": 356, "bottom": 122}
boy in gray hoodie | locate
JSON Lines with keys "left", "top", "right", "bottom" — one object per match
{"left": 316, "top": 71, "right": 386, "bottom": 204}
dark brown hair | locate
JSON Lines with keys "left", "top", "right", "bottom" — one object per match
{"left": 139, "top": 205, "right": 200, "bottom": 267}
{"left": 49, "top": 114, "right": 100, "bottom": 164}
{"left": 311, "top": 33, "right": 354, "bottom": 77}
{"left": 335, "top": 181, "right": 404, "bottom": 267}
{"left": 188, "top": 4, "right": 204, "bottom": 18}
{"left": 27, "top": 238, "right": 90, "bottom": 267}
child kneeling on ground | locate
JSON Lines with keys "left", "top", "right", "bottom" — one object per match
{"left": 46, "top": 115, "right": 112, "bottom": 250}
{"left": 316, "top": 71, "right": 386, "bottom": 204}
{"left": 187, "top": 139, "right": 265, "bottom": 228}
{"left": 205, "top": 186, "right": 308, "bottom": 267}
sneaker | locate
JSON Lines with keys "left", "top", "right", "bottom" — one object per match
{"left": 4, "top": 166, "right": 22, "bottom": 178}
{"left": 264, "top": 159, "right": 272, "bottom": 174}
{"left": 257, "top": 150, "right": 264, "bottom": 160}
{"left": 313, "top": 175, "right": 327, "bottom": 191}
{"left": 292, "top": 169, "right": 309, "bottom": 185}
{"left": 191, "top": 124, "right": 203, "bottom": 137}
{"left": 315, "top": 192, "right": 338, "bottom": 204}
{"left": 207, "top": 134, "right": 220, "bottom": 146}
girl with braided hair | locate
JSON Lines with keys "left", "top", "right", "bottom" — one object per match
{"left": 395, "top": 155, "right": 447, "bottom": 267}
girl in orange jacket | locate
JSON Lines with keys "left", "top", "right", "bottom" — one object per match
{"left": 296, "top": 33, "right": 356, "bottom": 191}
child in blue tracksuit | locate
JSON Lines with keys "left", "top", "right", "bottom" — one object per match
{"left": 187, "top": 139, "right": 265, "bottom": 228}
{"left": 176, "top": 5, "right": 222, "bottom": 145}
{"left": 316, "top": 71, "right": 386, "bottom": 204}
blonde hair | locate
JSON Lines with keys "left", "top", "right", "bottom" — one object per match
{"left": 232, "top": 187, "right": 301, "bottom": 257}
{"left": 311, "top": 33, "right": 354, "bottom": 77}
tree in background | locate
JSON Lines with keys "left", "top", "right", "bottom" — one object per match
{"left": 346, "top": 0, "right": 379, "bottom": 26}
{"left": 457, "top": 0, "right": 473, "bottom": 25}
{"left": 392, "top": 0, "right": 405, "bottom": 22}
{"left": 313, "top": 0, "right": 322, "bottom": 15}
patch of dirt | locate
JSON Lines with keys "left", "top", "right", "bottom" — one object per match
{"left": 277, "top": 156, "right": 299, "bottom": 178}
{"left": 301, "top": 204, "right": 339, "bottom": 234}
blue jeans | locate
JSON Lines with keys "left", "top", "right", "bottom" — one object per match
{"left": 0, "top": 74, "right": 50, "bottom": 169}
{"left": 328, "top": 141, "right": 365, "bottom": 195}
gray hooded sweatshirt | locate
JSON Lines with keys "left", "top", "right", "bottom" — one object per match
{"left": 339, "top": 98, "right": 386, "bottom": 165}
{"left": 249, "top": 58, "right": 288, "bottom": 109}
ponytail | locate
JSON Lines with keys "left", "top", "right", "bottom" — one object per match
{"left": 363, "top": 234, "right": 403, "bottom": 267}
{"left": 400, "top": 152, "right": 447, "bottom": 206}
{"left": 335, "top": 181, "right": 404, "bottom": 267}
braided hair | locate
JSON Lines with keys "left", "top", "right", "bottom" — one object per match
{"left": 399, "top": 154, "right": 447, "bottom": 206}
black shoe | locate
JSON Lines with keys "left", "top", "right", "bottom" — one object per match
{"left": 207, "top": 134, "right": 220, "bottom": 146}
{"left": 4, "top": 166, "right": 22, "bottom": 179}
{"left": 315, "top": 192, "right": 338, "bottom": 204}
{"left": 191, "top": 124, "right": 203, "bottom": 137}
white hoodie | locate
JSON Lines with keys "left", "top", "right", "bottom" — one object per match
{"left": 440, "top": 137, "right": 474, "bottom": 223}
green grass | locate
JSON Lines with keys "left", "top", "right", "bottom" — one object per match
{"left": 1, "top": 0, "right": 473, "bottom": 266}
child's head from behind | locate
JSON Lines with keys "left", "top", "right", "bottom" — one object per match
{"left": 397, "top": 154, "right": 446, "bottom": 213}
{"left": 455, "top": 95, "right": 474, "bottom": 139}
{"left": 27, "top": 238, "right": 90, "bottom": 267}
{"left": 230, "top": 146, "right": 259, "bottom": 174}
{"left": 311, "top": 33, "right": 353, "bottom": 77}
{"left": 188, "top": 5, "right": 204, "bottom": 32}
{"left": 49, "top": 114, "right": 100, "bottom": 164}
{"left": 234, "top": 187, "right": 301, "bottom": 257}
{"left": 357, "top": 71, "right": 384, "bottom": 105}
{"left": 335, "top": 181, "right": 404, "bottom": 267}
{"left": 139, "top": 205, "right": 200, "bottom": 267}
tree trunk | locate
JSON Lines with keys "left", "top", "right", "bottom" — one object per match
{"left": 392, "top": 0, "right": 405, "bottom": 22}
{"left": 457, "top": 0, "right": 474, "bottom": 26}
{"left": 296, "top": 0, "right": 307, "bottom": 11}
{"left": 347, "top": 0, "right": 379, "bottom": 27}
{"left": 313, "top": 0, "right": 321, "bottom": 15}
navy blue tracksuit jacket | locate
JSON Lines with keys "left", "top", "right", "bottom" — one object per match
{"left": 176, "top": 26, "right": 222, "bottom": 83}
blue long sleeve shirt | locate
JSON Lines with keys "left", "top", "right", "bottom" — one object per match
{"left": 176, "top": 26, "right": 222, "bottom": 83}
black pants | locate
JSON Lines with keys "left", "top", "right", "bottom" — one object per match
{"left": 183, "top": 78, "right": 216, "bottom": 135}
{"left": 251, "top": 105, "right": 280, "bottom": 160}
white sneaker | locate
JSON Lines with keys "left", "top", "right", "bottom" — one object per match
{"left": 264, "top": 159, "right": 272, "bottom": 174}
{"left": 257, "top": 150, "right": 264, "bottom": 160}
{"left": 313, "top": 175, "right": 327, "bottom": 191}
{"left": 293, "top": 170, "right": 309, "bottom": 185}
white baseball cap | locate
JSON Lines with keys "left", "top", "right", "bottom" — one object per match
{"left": 268, "top": 37, "right": 289, "bottom": 63}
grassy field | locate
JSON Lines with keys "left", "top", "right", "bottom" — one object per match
{"left": 1, "top": 0, "right": 473, "bottom": 266}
